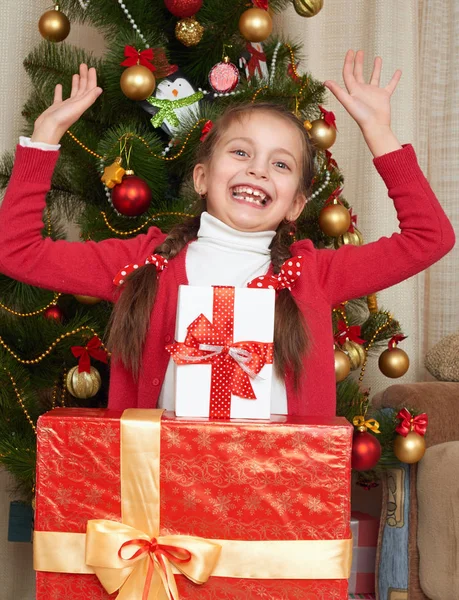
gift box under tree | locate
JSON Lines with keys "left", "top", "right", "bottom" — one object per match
{"left": 34, "top": 408, "right": 353, "bottom": 599}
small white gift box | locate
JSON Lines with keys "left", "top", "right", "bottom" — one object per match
{"left": 167, "top": 285, "right": 275, "bottom": 419}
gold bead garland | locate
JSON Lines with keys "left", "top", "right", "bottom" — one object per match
{"left": 2, "top": 368, "right": 36, "bottom": 434}
{"left": 0, "top": 326, "right": 108, "bottom": 365}
{"left": 100, "top": 210, "right": 194, "bottom": 236}
{"left": 0, "top": 293, "right": 62, "bottom": 318}
{"left": 358, "top": 311, "right": 393, "bottom": 383}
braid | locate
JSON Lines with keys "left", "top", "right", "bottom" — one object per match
{"left": 271, "top": 223, "right": 311, "bottom": 387}
{"left": 106, "top": 214, "right": 202, "bottom": 377}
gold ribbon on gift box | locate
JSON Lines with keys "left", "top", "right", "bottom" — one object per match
{"left": 34, "top": 409, "right": 353, "bottom": 599}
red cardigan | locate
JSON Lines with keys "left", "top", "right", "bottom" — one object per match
{"left": 0, "top": 144, "right": 455, "bottom": 416}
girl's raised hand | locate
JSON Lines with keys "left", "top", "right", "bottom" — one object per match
{"left": 323, "top": 50, "right": 402, "bottom": 134}
{"left": 31, "top": 64, "right": 102, "bottom": 145}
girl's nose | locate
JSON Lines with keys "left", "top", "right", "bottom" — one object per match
{"left": 247, "top": 163, "right": 268, "bottom": 180}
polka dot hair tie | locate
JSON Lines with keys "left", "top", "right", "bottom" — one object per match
{"left": 247, "top": 256, "right": 304, "bottom": 291}
{"left": 113, "top": 254, "right": 168, "bottom": 286}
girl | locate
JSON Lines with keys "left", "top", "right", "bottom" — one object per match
{"left": 0, "top": 51, "right": 455, "bottom": 417}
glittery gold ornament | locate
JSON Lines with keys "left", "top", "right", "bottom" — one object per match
{"left": 379, "top": 347, "right": 410, "bottom": 378}
{"left": 175, "top": 16, "right": 204, "bottom": 47}
{"left": 120, "top": 65, "right": 156, "bottom": 101}
{"left": 239, "top": 8, "right": 273, "bottom": 43}
{"left": 73, "top": 295, "right": 102, "bottom": 305}
{"left": 334, "top": 227, "right": 364, "bottom": 249}
{"left": 101, "top": 157, "right": 126, "bottom": 189}
{"left": 66, "top": 365, "right": 101, "bottom": 399}
{"left": 334, "top": 347, "right": 350, "bottom": 382}
{"left": 38, "top": 5, "right": 70, "bottom": 43}
{"left": 319, "top": 202, "right": 351, "bottom": 237}
{"left": 292, "top": 0, "right": 324, "bottom": 18}
{"left": 304, "top": 117, "right": 337, "bottom": 150}
{"left": 393, "top": 431, "right": 426, "bottom": 464}
{"left": 342, "top": 340, "right": 366, "bottom": 370}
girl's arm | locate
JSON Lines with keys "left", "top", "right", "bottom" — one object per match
{"left": 0, "top": 145, "right": 166, "bottom": 302}
{"left": 293, "top": 143, "right": 455, "bottom": 306}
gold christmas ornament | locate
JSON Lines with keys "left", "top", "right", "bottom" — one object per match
{"left": 367, "top": 294, "right": 378, "bottom": 313}
{"left": 334, "top": 347, "right": 351, "bottom": 382}
{"left": 74, "top": 295, "right": 102, "bottom": 305}
{"left": 120, "top": 65, "right": 156, "bottom": 101}
{"left": 38, "top": 5, "right": 71, "bottom": 43}
{"left": 304, "top": 117, "right": 337, "bottom": 150}
{"left": 393, "top": 431, "right": 426, "bottom": 464}
{"left": 101, "top": 157, "right": 126, "bottom": 189}
{"left": 238, "top": 8, "right": 273, "bottom": 43}
{"left": 319, "top": 202, "right": 351, "bottom": 237}
{"left": 334, "top": 227, "right": 364, "bottom": 249}
{"left": 292, "top": 0, "right": 324, "bottom": 18}
{"left": 66, "top": 365, "right": 101, "bottom": 399}
{"left": 379, "top": 347, "right": 410, "bottom": 378}
{"left": 342, "top": 340, "right": 366, "bottom": 370}
{"left": 175, "top": 16, "right": 204, "bottom": 47}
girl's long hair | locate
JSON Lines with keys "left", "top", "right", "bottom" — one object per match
{"left": 107, "top": 102, "right": 316, "bottom": 385}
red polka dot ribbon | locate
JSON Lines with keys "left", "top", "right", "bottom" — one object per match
{"left": 166, "top": 286, "right": 274, "bottom": 419}
{"left": 113, "top": 254, "right": 168, "bottom": 286}
{"left": 247, "top": 256, "right": 305, "bottom": 292}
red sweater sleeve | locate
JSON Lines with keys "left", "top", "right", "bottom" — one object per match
{"left": 0, "top": 146, "right": 167, "bottom": 302}
{"left": 292, "top": 144, "right": 456, "bottom": 307}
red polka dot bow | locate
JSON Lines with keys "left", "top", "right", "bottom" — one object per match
{"left": 113, "top": 254, "right": 168, "bottom": 286}
{"left": 247, "top": 256, "right": 305, "bottom": 291}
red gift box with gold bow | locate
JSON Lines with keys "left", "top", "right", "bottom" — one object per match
{"left": 34, "top": 408, "right": 353, "bottom": 599}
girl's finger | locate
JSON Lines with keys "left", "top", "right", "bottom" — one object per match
{"left": 369, "top": 56, "right": 382, "bottom": 86}
{"left": 87, "top": 67, "right": 97, "bottom": 92}
{"left": 70, "top": 74, "right": 79, "bottom": 98}
{"left": 77, "top": 63, "right": 88, "bottom": 96}
{"left": 353, "top": 49, "right": 365, "bottom": 84}
{"left": 342, "top": 49, "right": 357, "bottom": 94}
{"left": 385, "top": 69, "right": 402, "bottom": 96}
{"left": 53, "top": 84, "right": 63, "bottom": 104}
{"left": 324, "top": 80, "right": 351, "bottom": 110}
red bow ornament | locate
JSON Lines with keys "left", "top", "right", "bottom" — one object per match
{"left": 252, "top": 0, "right": 269, "bottom": 9}
{"left": 166, "top": 287, "right": 273, "bottom": 419}
{"left": 71, "top": 335, "right": 109, "bottom": 373}
{"left": 200, "top": 120, "right": 213, "bottom": 142}
{"left": 121, "top": 46, "right": 178, "bottom": 78}
{"left": 334, "top": 320, "right": 366, "bottom": 345}
{"left": 325, "top": 187, "right": 344, "bottom": 207}
{"left": 325, "top": 149, "right": 338, "bottom": 170}
{"left": 247, "top": 256, "right": 305, "bottom": 291}
{"left": 388, "top": 334, "right": 407, "bottom": 350}
{"left": 113, "top": 254, "right": 168, "bottom": 286}
{"left": 319, "top": 105, "right": 338, "bottom": 130}
{"left": 395, "top": 408, "right": 428, "bottom": 437}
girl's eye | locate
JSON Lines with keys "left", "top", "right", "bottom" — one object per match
{"left": 232, "top": 149, "right": 248, "bottom": 157}
{"left": 274, "top": 161, "right": 290, "bottom": 170}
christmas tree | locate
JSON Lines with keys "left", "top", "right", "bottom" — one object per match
{"left": 0, "top": 0, "right": 409, "bottom": 500}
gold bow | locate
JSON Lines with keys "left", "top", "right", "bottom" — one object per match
{"left": 353, "top": 415, "right": 381, "bottom": 434}
{"left": 85, "top": 520, "right": 221, "bottom": 599}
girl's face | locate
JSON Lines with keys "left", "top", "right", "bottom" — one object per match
{"left": 193, "top": 112, "right": 307, "bottom": 232}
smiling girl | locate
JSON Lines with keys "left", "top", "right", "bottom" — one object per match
{"left": 0, "top": 51, "right": 455, "bottom": 417}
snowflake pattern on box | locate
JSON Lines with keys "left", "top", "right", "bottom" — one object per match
{"left": 35, "top": 410, "right": 352, "bottom": 599}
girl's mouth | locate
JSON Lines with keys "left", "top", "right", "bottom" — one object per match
{"left": 231, "top": 185, "right": 272, "bottom": 207}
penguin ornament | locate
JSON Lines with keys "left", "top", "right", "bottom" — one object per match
{"left": 139, "top": 70, "right": 204, "bottom": 136}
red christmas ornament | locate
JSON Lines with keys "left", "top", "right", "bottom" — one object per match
{"left": 351, "top": 430, "right": 382, "bottom": 471}
{"left": 209, "top": 57, "right": 240, "bottom": 93}
{"left": 164, "top": 0, "right": 202, "bottom": 18}
{"left": 111, "top": 173, "right": 152, "bottom": 217}
{"left": 43, "top": 305, "right": 64, "bottom": 322}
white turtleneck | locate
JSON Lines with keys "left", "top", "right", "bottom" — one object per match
{"left": 158, "top": 212, "right": 288, "bottom": 415}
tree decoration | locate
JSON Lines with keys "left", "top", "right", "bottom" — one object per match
{"left": 334, "top": 345, "right": 350, "bottom": 382}
{"left": 334, "top": 320, "right": 366, "bottom": 371}
{"left": 209, "top": 56, "right": 240, "bottom": 93}
{"left": 164, "top": 0, "right": 203, "bottom": 18}
{"left": 73, "top": 295, "right": 102, "bottom": 305}
{"left": 67, "top": 336, "right": 108, "bottom": 399}
{"left": 393, "top": 408, "right": 427, "bottom": 464}
{"left": 379, "top": 334, "right": 409, "bottom": 378}
{"left": 239, "top": 42, "right": 269, "bottom": 82}
{"left": 200, "top": 120, "right": 213, "bottom": 142}
{"left": 101, "top": 157, "right": 126, "bottom": 189}
{"left": 319, "top": 188, "right": 351, "bottom": 237}
{"left": 342, "top": 340, "right": 366, "bottom": 370}
{"left": 239, "top": 7, "right": 273, "bottom": 43}
{"left": 175, "top": 16, "right": 204, "bottom": 46}
{"left": 351, "top": 415, "right": 382, "bottom": 471}
{"left": 120, "top": 46, "right": 157, "bottom": 101}
{"left": 292, "top": 0, "right": 324, "bottom": 18}
{"left": 38, "top": 4, "right": 70, "bottom": 43}
{"left": 304, "top": 106, "right": 337, "bottom": 150}
{"left": 43, "top": 305, "right": 64, "bottom": 322}
{"left": 111, "top": 171, "right": 152, "bottom": 217}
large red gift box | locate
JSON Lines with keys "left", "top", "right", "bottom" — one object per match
{"left": 34, "top": 408, "right": 353, "bottom": 599}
